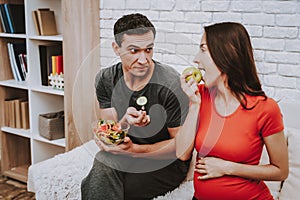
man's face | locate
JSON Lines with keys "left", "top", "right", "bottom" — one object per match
{"left": 113, "top": 31, "right": 155, "bottom": 77}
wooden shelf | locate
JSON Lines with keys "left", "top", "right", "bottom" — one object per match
{"left": 1, "top": 127, "right": 30, "bottom": 138}
{"left": 0, "top": 79, "right": 29, "bottom": 90}
{"left": 3, "top": 165, "right": 29, "bottom": 183}
{"left": 0, "top": 33, "right": 26, "bottom": 39}
{"left": 0, "top": 0, "right": 64, "bottom": 183}
{"left": 0, "top": 0, "right": 100, "bottom": 183}
{"left": 31, "top": 85, "right": 64, "bottom": 96}
{"left": 33, "top": 135, "right": 66, "bottom": 148}
{"left": 28, "top": 34, "right": 63, "bottom": 41}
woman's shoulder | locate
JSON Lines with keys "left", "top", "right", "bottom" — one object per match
{"left": 252, "top": 96, "right": 284, "bottom": 136}
{"left": 250, "top": 95, "right": 279, "bottom": 109}
{"left": 246, "top": 95, "right": 281, "bottom": 116}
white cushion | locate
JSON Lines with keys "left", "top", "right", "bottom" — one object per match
{"left": 279, "top": 127, "right": 300, "bottom": 200}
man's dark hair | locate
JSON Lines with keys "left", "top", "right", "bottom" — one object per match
{"left": 114, "top": 13, "right": 156, "bottom": 46}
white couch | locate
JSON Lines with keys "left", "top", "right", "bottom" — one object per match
{"left": 27, "top": 100, "right": 300, "bottom": 200}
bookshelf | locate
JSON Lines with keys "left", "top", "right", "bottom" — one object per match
{"left": 0, "top": 0, "right": 100, "bottom": 183}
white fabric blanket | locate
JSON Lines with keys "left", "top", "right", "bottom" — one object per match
{"left": 28, "top": 140, "right": 194, "bottom": 200}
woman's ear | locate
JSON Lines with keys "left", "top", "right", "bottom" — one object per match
{"left": 112, "top": 42, "right": 120, "bottom": 56}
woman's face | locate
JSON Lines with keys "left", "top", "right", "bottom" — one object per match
{"left": 194, "top": 32, "right": 223, "bottom": 88}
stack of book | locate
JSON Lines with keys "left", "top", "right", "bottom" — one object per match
{"left": 4, "top": 98, "right": 29, "bottom": 129}
{"left": 0, "top": 3, "right": 25, "bottom": 33}
{"left": 7, "top": 41, "right": 27, "bottom": 82}
{"left": 32, "top": 8, "right": 57, "bottom": 36}
{"left": 39, "top": 43, "right": 63, "bottom": 86}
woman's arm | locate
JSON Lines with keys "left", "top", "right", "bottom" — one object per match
{"left": 175, "top": 75, "right": 201, "bottom": 161}
{"left": 196, "top": 131, "right": 289, "bottom": 181}
{"left": 175, "top": 103, "right": 200, "bottom": 161}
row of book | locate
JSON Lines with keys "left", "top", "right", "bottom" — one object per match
{"left": 4, "top": 98, "right": 29, "bottom": 129}
{"left": 7, "top": 41, "right": 64, "bottom": 85}
{"left": 39, "top": 44, "right": 63, "bottom": 86}
{"left": 32, "top": 8, "right": 57, "bottom": 36}
{"left": 7, "top": 41, "right": 27, "bottom": 82}
{"left": 0, "top": 4, "right": 25, "bottom": 33}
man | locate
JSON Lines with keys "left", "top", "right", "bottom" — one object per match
{"left": 81, "top": 13, "right": 190, "bottom": 200}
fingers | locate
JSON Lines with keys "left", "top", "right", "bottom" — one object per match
{"left": 127, "top": 107, "right": 140, "bottom": 118}
{"left": 195, "top": 159, "right": 206, "bottom": 172}
{"left": 195, "top": 158, "right": 210, "bottom": 180}
{"left": 198, "top": 174, "right": 210, "bottom": 180}
{"left": 180, "top": 74, "right": 196, "bottom": 86}
{"left": 139, "top": 114, "right": 150, "bottom": 126}
{"left": 94, "top": 137, "right": 105, "bottom": 151}
{"left": 180, "top": 74, "right": 199, "bottom": 97}
{"left": 136, "top": 110, "right": 146, "bottom": 122}
{"left": 123, "top": 136, "right": 131, "bottom": 143}
{"left": 126, "top": 107, "right": 150, "bottom": 127}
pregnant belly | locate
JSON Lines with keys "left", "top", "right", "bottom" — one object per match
{"left": 193, "top": 174, "right": 273, "bottom": 200}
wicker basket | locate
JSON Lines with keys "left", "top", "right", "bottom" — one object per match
{"left": 39, "top": 111, "right": 65, "bottom": 140}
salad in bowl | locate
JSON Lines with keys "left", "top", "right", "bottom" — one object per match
{"left": 93, "top": 119, "right": 130, "bottom": 145}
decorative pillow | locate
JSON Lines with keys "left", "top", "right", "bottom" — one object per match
{"left": 279, "top": 127, "right": 300, "bottom": 200}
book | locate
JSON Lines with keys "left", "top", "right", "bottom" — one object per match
{"left": 3, "top": 4, "right": 13, "bottom": 33}
{"left": 7, "top": 43, "right": 21, "bottom": 81}
{"left": 4, "top": 100, "right": 10, "bottom": 126}
{"left": 36, "top": 8, "right": 57, "bottom": 36}
{"left": 56, "top": 55, "right": 64, "bottom": 74}
{"left": 32, "top": 10, "right": 40, "bottom": 35}
{"left": 0, "top": 4, "right": 9, "bottom": 32}
{"left": 39, "top": 44, "right": 62, "bottom": 85}
{"left": 4, "top": 4, "right": 25, "bottom": 33}
{"left": 8, "top": 99, "right": 15, "bottom": 128}
{"left": 8, "top": 42, "right": 26, "bottom": 81}
{"left": 18, "top": 53, "right": 27, "bottom": 80}
{"left": 21, "top": 101, "right": 29, "bottom": 129}
{"left": 14, "top": 99, "right": 22, "bottom": 128}
{"left": 51, "top": 56, "right": 57, "bottom": 75}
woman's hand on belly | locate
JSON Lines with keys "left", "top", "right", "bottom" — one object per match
{"left": 195, "top": 157, "right": 232, "bottom": 180}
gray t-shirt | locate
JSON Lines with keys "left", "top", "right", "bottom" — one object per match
{"left": 95, "top": 61, "right": 189, "bottom": 144}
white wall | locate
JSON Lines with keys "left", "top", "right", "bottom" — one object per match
{"left": 99, "top": 0, "right": 300, "bottom": 101}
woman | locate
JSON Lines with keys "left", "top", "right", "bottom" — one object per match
{"left": 176, "top": 22, "right": 289, "bottom": 200}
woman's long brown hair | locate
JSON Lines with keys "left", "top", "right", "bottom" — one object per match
{"left": 204, "top": 22, "right": 266, "bottom": 110}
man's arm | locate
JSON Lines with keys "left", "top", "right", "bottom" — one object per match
{"left": 98, "top": 126, "right": 180, "bottom": 160}
{"left": 129, "top": 126, "right": 179, "bottom": 159}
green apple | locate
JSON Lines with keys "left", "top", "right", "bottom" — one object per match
{"left": 182, "top": 67, "right": 202, "bottom": 83}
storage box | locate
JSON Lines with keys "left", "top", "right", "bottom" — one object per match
{"left": 39, "top": 111, "right": 64, "bottom": 140}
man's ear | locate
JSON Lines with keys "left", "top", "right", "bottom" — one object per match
{"left": 112, "top": 42, "right": 120, "bottom": 56}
